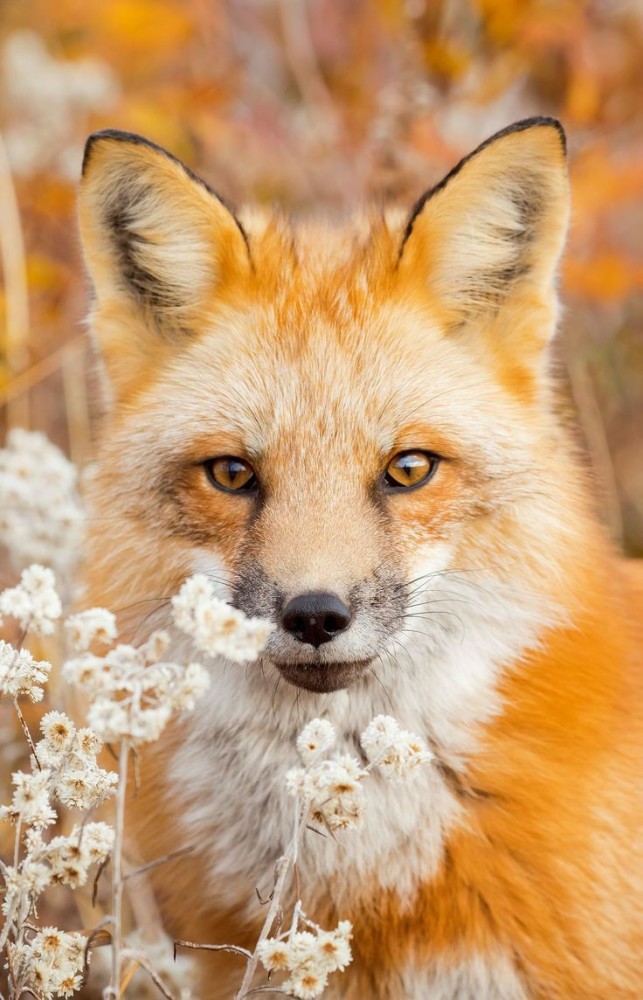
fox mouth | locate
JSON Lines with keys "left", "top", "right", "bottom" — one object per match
{"left": 273, "top": 658, "right": 373, "bottom": 693}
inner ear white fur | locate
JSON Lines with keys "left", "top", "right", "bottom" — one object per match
{"left": 397, "top": 117, "right": 570, "bottom": 330}
{"left": 79, "top": 130, "right": 250, "bottom": 337}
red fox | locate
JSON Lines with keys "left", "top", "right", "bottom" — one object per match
{"left": 78, "top": 118, "right": 643, "bottom": 998}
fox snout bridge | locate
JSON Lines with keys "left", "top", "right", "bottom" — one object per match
{"left": 281, "top": 592, "right": 352, "bottom": 648}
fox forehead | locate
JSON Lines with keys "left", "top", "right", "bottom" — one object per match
{"left": 128, "top": 229, "right": 537, "bottom": 473}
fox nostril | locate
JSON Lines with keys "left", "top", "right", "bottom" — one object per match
{"left": 282, "top": 592, "right": 352, "bottom": 649}
{"left": 323, "top": 613, "right": 345, "bottom": 634}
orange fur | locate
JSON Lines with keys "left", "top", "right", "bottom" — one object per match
{"left": 78, "top": 119, "right": 643, "bottom": 998}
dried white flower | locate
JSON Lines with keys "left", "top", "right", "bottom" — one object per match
{"left": 258, "top": 918, "right": 353, "bottom": 999}
{"left": 39, "top": 710, "right": 75, "bottom": 752}
{"left": 64, "top": 636, "right": 211, "bottom": 747}
{"left": 1, "top": 860, "right": 52, "bottom": 917}
{"left": 0, "top": 564, "right": 62, "bottom": 635}
{"left": 172, "top": 574, "right": 272, "bottom": 662}
{"left": 360, "top": 715, "right": 433, "bottom": 779}
{"left": 257, "top": 938, "right": 292, "bottom": 972}
{"left": 45, "top": 822, "right": 113, "bottom": 888}
{"left": 0, "top": 770, "right": 56, "bottom": 828}
{"left": 64, "top": 608, "right": 117, "bottom": 651}
{"left": 315, "top": 921, "right": 353, "bottom": 972}
{"left": 296, "top": 718, "right": 336, "bottom": 764}
{"left": 33, "top": 712, "right": 118, "bottom": 810}
{"left": 0, "top": 640, "right": 51, "bottom": 701}
{"left": 287, "top": 755, "right": 366, "bottom": 831}
{"left": 284, "top": 966, "right": 328, "bottom": 999}
{"left": 8, "top": 925, "right": 85, "bottom": 998}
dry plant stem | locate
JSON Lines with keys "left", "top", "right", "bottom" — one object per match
{"left": 105, "top": 740, "right": 129, "bottom": 1000}
{"left": 12, "top": 699, "right": 40, "bottom": 770}
{"left": 234, "top": 804, "right": 307, "bottom": 1000}
{"left": 0, "top": 131, "right": 30, "bottom": 430}
{"left": 0, "top": 897, "right": 16, "bottom": 953}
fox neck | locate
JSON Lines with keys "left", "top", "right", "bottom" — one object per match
{"left": 157, "top": 562, "right": 564, "bottom": 904}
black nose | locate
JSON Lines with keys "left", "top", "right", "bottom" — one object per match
{"left": 281, "top": 592, "right": 352, "bottom": 648}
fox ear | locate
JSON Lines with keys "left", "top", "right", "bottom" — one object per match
{"left": 79, "top": 130, "right": 250, "bottom": 392}
{"left": 397, "top": 118, "right": 569, "bottom": 345}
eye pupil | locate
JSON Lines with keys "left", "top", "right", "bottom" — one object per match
{"left": 227, "top": 461, "right": 244, "bottom": 484}
{"left": 384, "top": 450, "right": 438, "bottom": 491}
{"left": 205, "top": 456, "right": 257, "bottom": 494}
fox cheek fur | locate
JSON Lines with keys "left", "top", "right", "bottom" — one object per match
{"left": 78, "top": 118, "right": 643, "bottom": 999}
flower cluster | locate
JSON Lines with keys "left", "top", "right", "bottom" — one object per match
{"left": 63, "top": 626, "right": 210, "bottom": 745}
{"left": 295, "top": 718, "right": 337, "bottom": 764}
{"left": 0, "top": 430, "right": 84, "bottom": 573}
{"left": 7, "top": 926, "right": 86, "bottom": 999}
{"left": 1, "top": 744, "right": 113, "bottom": 999}
{"left": 286, "top": 755, "right": 366, "bottom": 832}
{"left": 64, "top": 608, "right": 117, "bottom": 652}
{"left": 172, "top": 574, "right": 272, "bottom": 662}
{"left": 360, "top": 715, "right": 434, "bottom": 779}
{"left": 286, "top": 715, "right": 432, "bottom": 832}
{"left": 258, "top": 917, "right": 353, "bottom": 999}
{"left": 0, "top": 640, "right": 51, "bottom": 701}
{"left": 1, "top": 712, "right": 118, "bottom": 824}
{"left": 3, "top": 821, "right": 114, "bottom": 906}
{"left": 0, "top": 564, "right": 62, "bottom": 636}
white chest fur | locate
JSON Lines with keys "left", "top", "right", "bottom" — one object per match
{"left": 163, "top": 563, "right": 549, "bottom": 997}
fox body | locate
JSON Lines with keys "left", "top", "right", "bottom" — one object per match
{"left": 79, "top": 119, "right": 643, "bottom": 999}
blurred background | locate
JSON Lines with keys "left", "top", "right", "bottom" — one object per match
{"left": 0, "top": 0, "right": 642, "bottom": 554}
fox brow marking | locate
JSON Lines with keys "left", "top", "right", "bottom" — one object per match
{"left": 375, "top": 378, "right": 496, "bottom": 429}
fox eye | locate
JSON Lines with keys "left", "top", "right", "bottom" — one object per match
{"left": 384, "top": 451, "right": 439, "bottom": 491}
{"left": 205, "top": 457, "right": 257, "bottom": 494}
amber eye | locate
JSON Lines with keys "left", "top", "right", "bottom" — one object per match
{"left": 204, "top": 457, "right": 257, "bottom": 494}
{"left": 384, "top": 450, "right": 439, "bottom": 491}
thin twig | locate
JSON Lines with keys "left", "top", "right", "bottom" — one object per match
{"left": 104, "top": 741, "right": 129, "bottom": 999}
{"left": 243, "top": 988, "right": 294, "bottom": 997}
{"left": 0, "top": 336, "right": 86, "bottom": 408}
{"left": 117, "top": 958, "right": 141, "bottom": 996}
{"left": 234, "top": 804, "right": 307, "bottom": 999}
{"left": 92, "top": 855, "right": 111, "bottom": 907}
{"left": 174, "top": 940, "right": 252, "bottom": 961}
{"left": 124, "top": 845, "right": 196, "bottom": 882}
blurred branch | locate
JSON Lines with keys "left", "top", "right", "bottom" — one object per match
{"left": 278, "top": 0, "right": 339, "bottom": 139}
{"left": 0, "top": 131, "right": 30, "bottom": 429}
{"left": 63, "top": 346, "right": 91, "bottom": 466}
{"left": 0, "top": 335, "right": 86, "bottom": 408}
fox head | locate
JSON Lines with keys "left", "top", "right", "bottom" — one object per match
{"left": 79, "top": 119, "right": 572, "bottom": 703}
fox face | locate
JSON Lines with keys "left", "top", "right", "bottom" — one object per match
{"left": 79, "top": 119, "right": 570, "bottom": 700}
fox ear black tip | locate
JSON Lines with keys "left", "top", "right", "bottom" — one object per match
{"left": 81, "top": 132, "right": 101, "bottom": 177}
{"left": 533, "top": 116, "right": 567, "bottom": 154}
{"left": 81, "top": 129, "right": 153, "bottom": 177}
{"left": 507, "top": 116, "right": 567, "bottom": 155}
